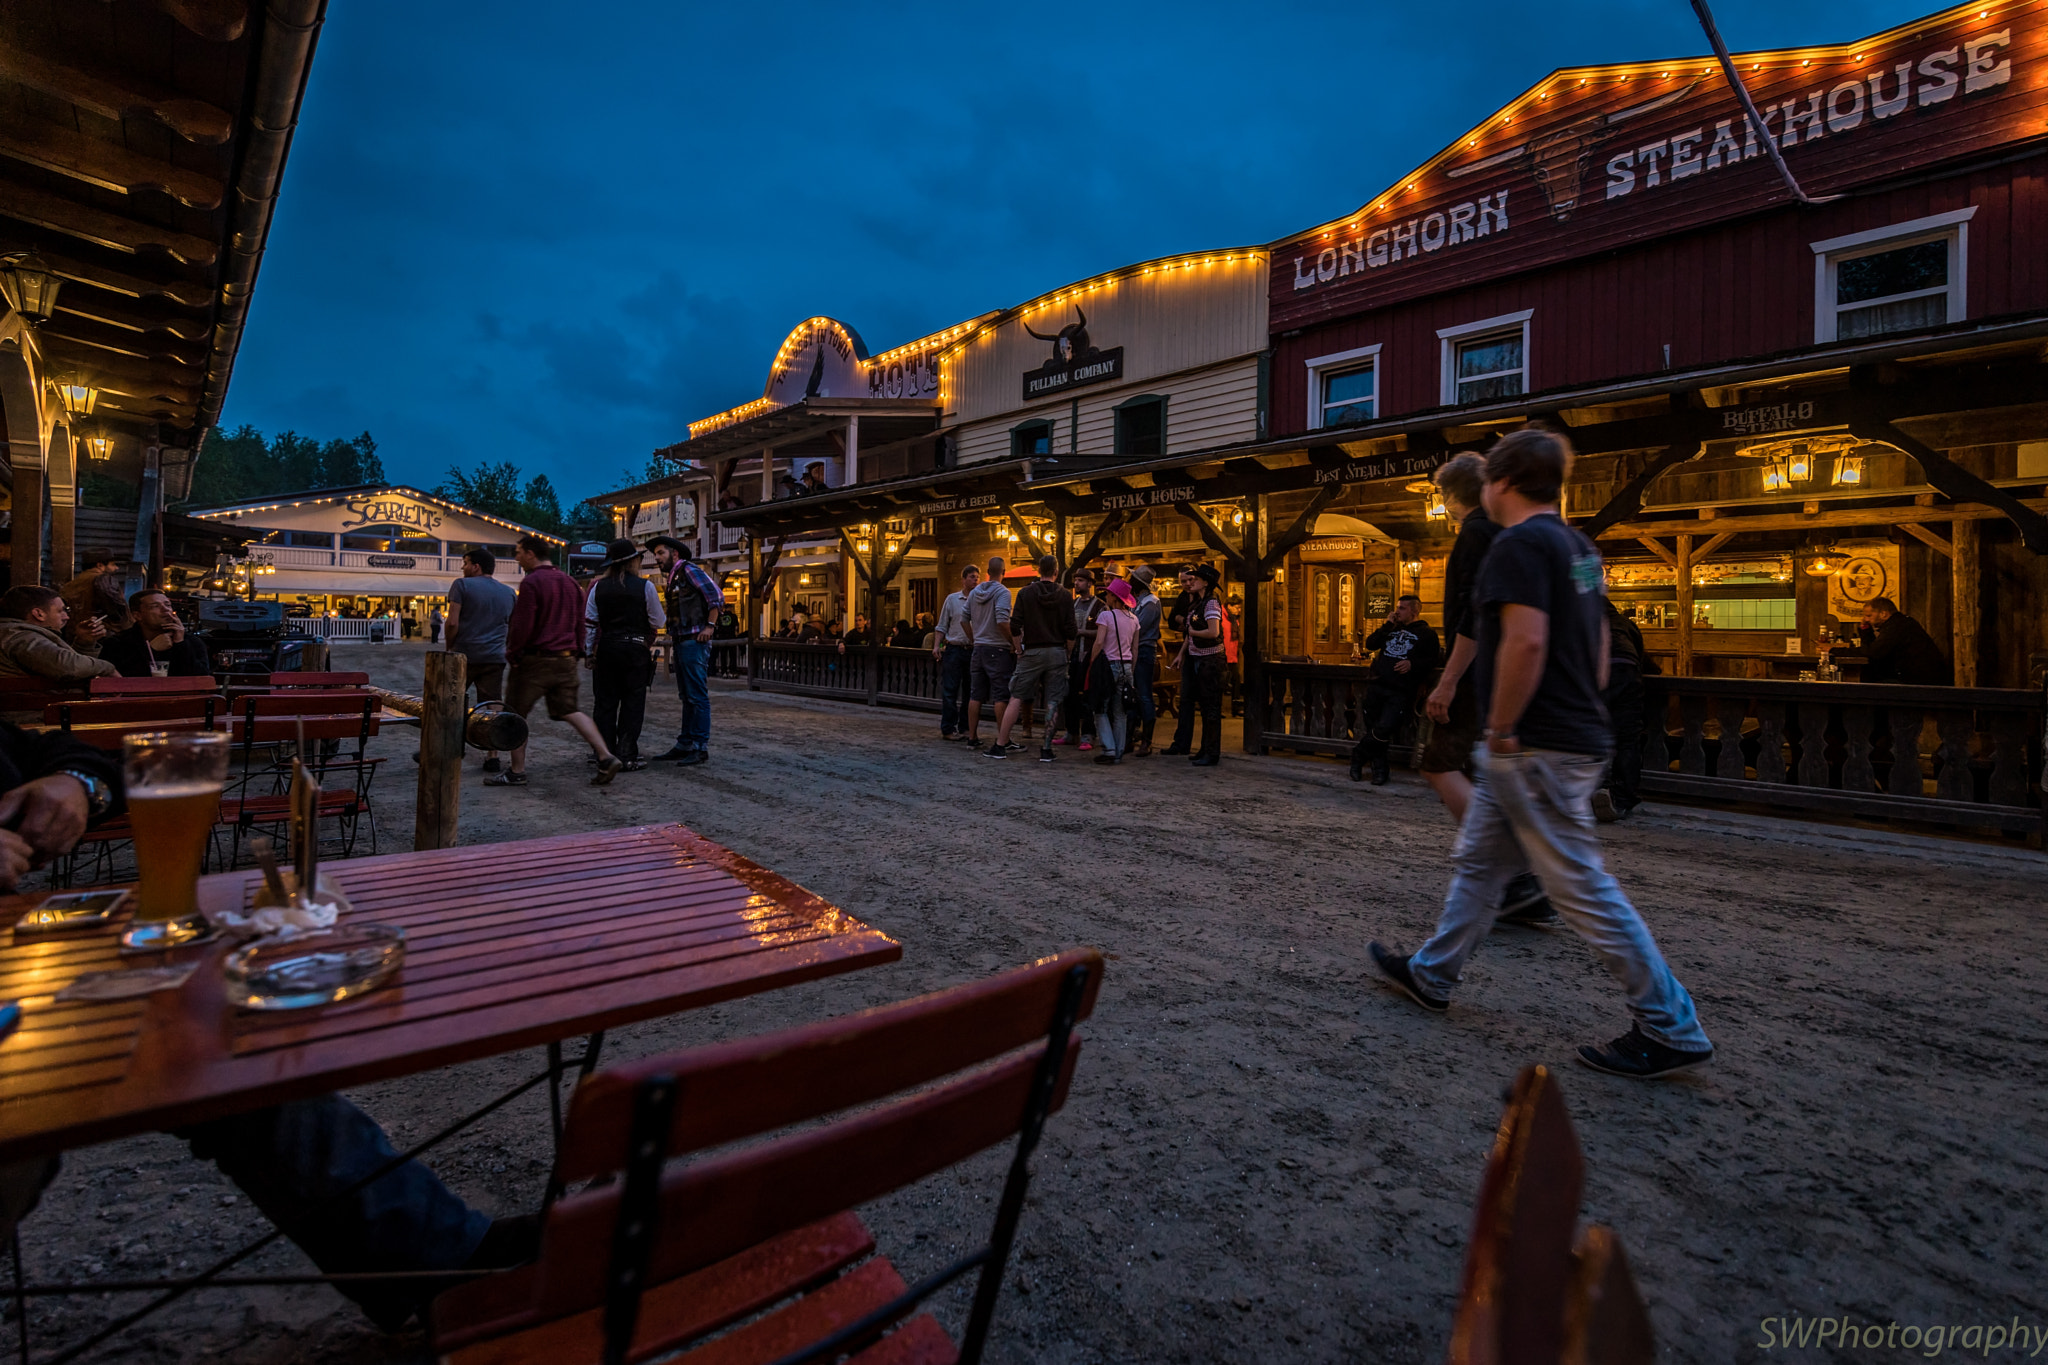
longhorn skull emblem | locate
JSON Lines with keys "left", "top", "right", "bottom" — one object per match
{"left": 1024, "top": 306, "right": 1097, "bottom": 365}
{"left": 1447, "top": 80, "right": 1701, "bottom": 222}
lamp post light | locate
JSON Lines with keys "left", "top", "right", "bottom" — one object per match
{"left": 0, "top": 253, "right": 61, "bottom": 324}
{"left": 52, "top": 377, "right": 96, "bottom": 420}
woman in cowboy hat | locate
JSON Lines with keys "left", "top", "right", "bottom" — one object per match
{"left": 584, "top": 538, "right": 666, "bottom": 771}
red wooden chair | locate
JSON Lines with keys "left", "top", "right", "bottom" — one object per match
{"left": 269, "top": 670, "right": 370, "bottom": 689}
{"left": 87, "top": 674, "right": 219, "bottom": 696}
{"left": 1447, "top": 1065, "right": 1654, "bottom": 1365}
{"left": 432, "top": 949, "right": 1105, "bottom": 1365}
{"left": 220, "top": 704, "right": 384, "bottom": 860}
{"left": 45, "top": 696, "right": 221, "bottom": 729}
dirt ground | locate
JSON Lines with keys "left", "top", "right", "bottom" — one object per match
{"left": 15, "top": 640, "right": 2045, "bottom": 1363}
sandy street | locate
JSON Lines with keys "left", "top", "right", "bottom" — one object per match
{"left": 14, "top": 640, "right": 2044, "bottom": 1364}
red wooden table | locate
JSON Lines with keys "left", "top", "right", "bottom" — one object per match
{"left": 0, "top": 824, "right": 900, "bottom": 1163}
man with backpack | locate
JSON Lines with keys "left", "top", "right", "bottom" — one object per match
{"left": 646, "top": 535, "right": 724, "bottom": 767}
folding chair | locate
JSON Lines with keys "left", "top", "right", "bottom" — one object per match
{"left": 219, "top": 704, "right": 383, "bottom": 862}
{"left": 432, "top": 948, "right": 1105, "bottom": 1365}
{"left": 45, "top": 696, "right": 220, "bottom": 730}
{"left": 1447, "top": 1065, "right": 1654, "bottom": 1365}
{"left": 86, "top": 675, "right": 219, "bottom": 697}
{"left": 269, "top": 670, "right": 370, "bottom": 689}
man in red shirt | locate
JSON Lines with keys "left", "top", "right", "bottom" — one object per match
{"left": 486, "top": 535, "right": 623, "bottom": 787}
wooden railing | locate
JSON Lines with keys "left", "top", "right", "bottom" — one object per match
{"left": 1641, "top": 677, "right": 2044, "bottom": 837}
{"left": 1256, "top": 662, "right": 1417, "bottom": 761}
{"left": 747, "top": 641, "right": 942, "bottom": 711}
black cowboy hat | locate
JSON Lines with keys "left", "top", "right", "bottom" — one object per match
{"left": 600, "top": 538, "right": 644, "bottom": 568}
{"left": 645, "top": 535, "right": 692, "bottom": 560}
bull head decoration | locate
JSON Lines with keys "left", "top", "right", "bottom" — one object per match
{"left": 1024, "top": 306, "right": 1096, "bottom": 364}
{"left": 1447, "top": 80, "right": 1701, "bottom": 221}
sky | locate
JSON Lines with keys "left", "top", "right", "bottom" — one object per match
{"left": 219, "top": 0, "right": 1941, "bottom": 504}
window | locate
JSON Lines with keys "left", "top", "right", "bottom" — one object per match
{"left": 393, "top": 536, "right": 442, "bottom": 555}
{"left": 341, "top": 524, "right": 404, "bottom": 552}
{"left": 1114, "top": 395, "right": 1166, "bottom": 456}
{"left": 1811, "top": 209, "right": 1973, "bottom": 343}
{"left": 1010, "top": 419, "right": 1055, "bottom": 457}
{"left": 261, "top": 529, "right": 334, "bottom": 549}
{"left": 1305, "top": 343, "right": 1382, "bottom": 429}
{"left": 1438, "top": 310, "right": 1533, "bottom": 406}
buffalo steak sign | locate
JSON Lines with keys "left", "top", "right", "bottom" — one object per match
{"left": 1273, "top": 9, "right": 2031, "bottom": 328}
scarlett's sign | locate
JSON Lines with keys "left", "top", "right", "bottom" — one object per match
{"left": 1020, "top": 307, "right": 1124, "bottom": 400}
{"left": 341, "top": 497, "right": 443, "bottom": 532}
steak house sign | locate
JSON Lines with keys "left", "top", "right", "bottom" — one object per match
{"left": 1273, "top": 6, "right": 2029, "bottom": 327}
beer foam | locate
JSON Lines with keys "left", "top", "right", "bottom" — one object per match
{"left": 129, "top": 782, "right": 224, "bottom": 799}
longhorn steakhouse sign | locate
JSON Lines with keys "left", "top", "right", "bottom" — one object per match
{"left": 1272, "top": 4, "right": 2038, "bottom": 328}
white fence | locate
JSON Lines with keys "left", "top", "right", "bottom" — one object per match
{"left": 290, "top": 617, "right": 393, "bottom": 640}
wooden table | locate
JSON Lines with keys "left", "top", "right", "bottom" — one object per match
{"left": 0, "top": 825, "right": 900, "bottom": 1162}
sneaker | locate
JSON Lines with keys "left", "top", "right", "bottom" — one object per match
{"left": 484, "top": 771, "right": 528, "bottom": 787}
{"left": 481, "top": 757, "right": 502, "bottom": 774}
{"left": 648, "top": 746, "right": 693, "bottom": 762}
{"left": 1500, "top": 873, "right": 1548, "bottom": 914}
{"left": 1190, "top": 754, "right": 1218, "bottom": 767}
{"left": 1001, "top": 741, "right": 1026, "bottom": 754}
{"left": 592, "top": 756, "right": 624, "bottom": 786}
{"left": 677, "top": 750, "right": 708, "bottom": 767}
{"left": 1079, "top": 739, "right": 1093, "bottom": 751}
{"left": 1160, "top": 746, "right": 1190, "bottom": 756}
{"left": 1368, "top": 942, "right": 1448, "bottom": 1013}
{"left": 1093, "top": 753, "right": 1117, "bottom": 765}
{"left": 1348, "top": 758, "right": 1365, "bottom": 782}
{"left": 1591, "top": 789, "right": 1621, "bottom": 822}
{"left": 984, "top": 743, "right": 1008, "bottom": 759}
{"left": 1038, "top": 748, "right": 1055, "bottom": 763}
{"left": 1577, "top": 1025, "right": 1713, "bottom": 1079}
{"left": 1496, "top": 898, "right": 1561, "bottom": 929}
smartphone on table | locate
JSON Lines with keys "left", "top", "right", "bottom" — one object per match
{"left": 14, "top": 890, "right": 130, "bottom": 936}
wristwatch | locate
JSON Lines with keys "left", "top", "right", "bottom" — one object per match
{"left": 56, "top": 769, "right": 113, "bottom": 819}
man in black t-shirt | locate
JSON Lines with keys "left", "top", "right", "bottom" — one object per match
{"left": 1348, "top": 595, "right": 1439, "bottom": 786}
{"left": 1369, "top": 428, "right": 1713, "bottom": 1080}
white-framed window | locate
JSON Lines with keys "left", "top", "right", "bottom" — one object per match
{"left": 1305, "top": 343, "right": 1381, "bottom": 429}
{"left": 1811, "top": 208, "right": 1974, "bottom": 344}
{"left": 1438, "top": 310, "right": 1532, "bottom": 406}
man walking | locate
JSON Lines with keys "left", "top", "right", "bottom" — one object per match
{"left": 933, "top": 563, "right": 979, "bottom": 741}
{"left": 1128, "top": 566, "right": 1162, "bottom": 757}
{"left": 488, "top": 536, "right": 622, "bottom": 788}
{"left": 1421, "top": 453, "right": 1553, "bottom": 926}
{"left": 990, "top": 554, "right": 1074, "bottom": 762}
{"left": 1370, "top": 429, "right": 1713, "bottom": 1079}
{"left": 444, "top": 548, "right": 517, "bottom": 772}
{"left": 645, "top": 535, "right": 724, "bottom": 766}
{"left": 1349, "top": 594, "right": 1440, "bottom": 786}
{"left": 964, "top": 556, "right": 1014, "bottom": 751}
{"left": 1179, "top": 564, "right": 1226, "bottom": 767}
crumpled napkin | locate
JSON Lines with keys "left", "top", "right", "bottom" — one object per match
{"left": 221, "top": 872, "right": 351, "bottom": 940}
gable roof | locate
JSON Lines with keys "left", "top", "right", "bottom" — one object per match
{"left": 184, "top": 485, "right": 564, "bottom": 541}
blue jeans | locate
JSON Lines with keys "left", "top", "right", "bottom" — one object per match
{"left": 938, "top": 644, "right": 970, "bottom": 735}
{"left": 180, "top": 1094, "right": 488, "bottom": 1327}
{"left": 1409, "top": 746, "right": 1710, "bottom": 1051}
{"left": 673, "top": 638, "right": 711, "bottom": 752}
{"left": 1134, "top": 643, "right": 1158, "bottom": 745}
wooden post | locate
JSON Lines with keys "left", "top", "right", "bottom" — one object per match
{"left": 1241, "top": 496, "right": 1267, "bottom": 753}
{"left": 414, "top": 651, "right": 466, "bottom": 851}
{"left": 843, "top": 415, "right": 859, "bottom": 485}
{"left": 9, "top": 463, "right": 41, "bottom": 593}
{"left": 1674, "top": 533, "right": 1695, "bottom": 677}
{"left": 48, "top": 423, "right": 75, "bottom": 585}
{"left": 300, "top": 638, "right": 330, "bottom": 672}
{"left": 1952, "top": 517, "right": 1980, "bottom": 686}
{"left": 865, "top": 535, "right": 882, "bottom": 705}
{"left": 759, "top": 445, "right": 775, "bottom": 502}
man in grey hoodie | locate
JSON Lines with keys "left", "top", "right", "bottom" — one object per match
{"left": 964, "top": 556, "right": 1014, "bottom": 750}
{"left": 0, "top": 587, "right": 117, "bottom": 685}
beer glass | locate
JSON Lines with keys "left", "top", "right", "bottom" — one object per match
{"left": 121, "top": 731, "right": 228, "bottom": 949}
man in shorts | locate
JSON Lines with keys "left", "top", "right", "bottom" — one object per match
{"left": 964, "top": 555, "right": 1014, "bottom": 751}
{"left": 488, "top": 535, "right": 622, "bottom": 788}
{"left": 444, "top": 547, "right": 517, "bottom": 772}
{"left": 1422, "top": 453, "right": 1553, "bottom": 927}
{"left": 990, "top": 554, "right": 1074, "bottom": 762}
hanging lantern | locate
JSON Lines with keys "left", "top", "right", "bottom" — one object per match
{"left": 855, "top": 537, "right": 872, "bottom": 554}
{"left": 83, "top": 428, "right": 114, "bottom": 462}
{"left": 1785, "top": 445, "right": 1815, "bottom": 485}
{"left": 52, "top": 377, "right": 96, "bottom": 419}
{"left": 1761, "top": 459, "right": 1791, "bottom": 493}
{"left": 0, "top": 252, "right": 61, "bottom": 324}
{"left": 1805, "top": 546, "right": 1846, "bottom": 577}
{"left": 1831, "top": 453, "right": 1865, "bottom": 486}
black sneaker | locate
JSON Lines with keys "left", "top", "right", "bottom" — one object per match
{"left": 1038, "top": 748, "right": 1055, "bottom": 763}
{"left": 484, "top": 771, "right": 528, "bottom": 787}
{"left": 1001, "top": 741, "right": 1026, "bottom": 753}
{"left": 481, "top": 757, "right": 502, "bottom": 774}
{"left": 1368, "top": 942, "right": 1448, "bottom": 1013}
{"left": 1348, "top": 758, "right": 1365, "bottom": 782}
{"left": 1370, "top": 760, "right": 1391, "bottom": 786}
{"left": 677, "top": 750, "right": 708, "bottom": 767}
{"left": 984, "top": 743, "right": 1008, "bottom": 759}
{"left": 1591, "top": 789, "right": 1621, "bottom": 822}
{"left": 1577, "top": 1025, "right": 1713, "bottom": 1079}
{"left": 648, "top": 746, "right": 692, "bottom": 762}
{"left": 1496, "top": 899, "right": 1561, "bottom": 929}
{"left": 1160, "top": 746, "right": 1190, "bottom": 756}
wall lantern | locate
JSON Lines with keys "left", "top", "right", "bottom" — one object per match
{"left": 1404, "top": 558, "right": 1423, "bottom": 578}
{"left": 1785, "top": 446, "right": 1815, "bottom": 485}
{"left": 52, "top": 377, "right": 96, "bottom": 419}
{"left": 1805, "top": 546, "right": 1847, "bottom": 577}
{"left": 1831, "top": 453, "right": 1865, "bottom": 487}
{"left": 1407, "top": 479, "right": 1447, "bottom": 521}
{"left": 1761, "top": 459, "right": 1791, "bottom": 493}
{"left": 83, "top": 428, "right": 113, "bottom": 462}
{"left": 855, "top": 537, "right": 872, "bottom": 554}
{"left": 0, "top": 252, "right": 61, "bottom": 324}
{"left": 885, "top": 540, "right": 902, "bottom": 555}
{"left": 798, "top": 572, "right": 811, "bottom": 585}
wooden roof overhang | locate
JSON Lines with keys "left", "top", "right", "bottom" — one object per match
{"left": 0, "top": 0, "right": 324, "bottom": 497}
{"left": 1021, "top": 312, "right": 2048, "bottom": 555}
{"left": 710, "top": 456, "right": 1129, "bottom": 541}
{"left": 658, "top": 398, "right": 943, "bottom": 468}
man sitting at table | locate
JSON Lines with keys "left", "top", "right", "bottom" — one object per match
{"left": 1856, "top": 596, "right": 1952, "bottom": 685}
{"left": 0, "top": 586, "right": 118, "bottom": 684}
{"left": 98, "top": 589, "right": 213, "bottom": 678}
{"left": 0, "top": 723, "right": 538, "bottom": 1331}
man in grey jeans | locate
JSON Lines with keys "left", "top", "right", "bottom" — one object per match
{"left": 1369, "top": 428, "right": 1712, "bottom": 1079}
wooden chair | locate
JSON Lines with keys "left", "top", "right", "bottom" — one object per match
{"left": 269, "top": 670, "right": 370, "bottom": 689}
{"left": 44, "top": 717, "right": 227, "bottom": 751}
{"left": 87, "top": 674, "right": 219, "bottom": 696}
{"left": 220, "top": 708, "right": 383, "bottom": 861}
{"left": 1447, "top": 1065, "right": 1654, "bottom": 1365}
{"left": 45, "top": 696, "right": 220, "bottom": 729}
{"left": 432, "top": 949, "right": 1105, "bottom": 1365}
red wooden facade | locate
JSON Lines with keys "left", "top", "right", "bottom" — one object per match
{"left": 1268, "top": 0, "right": 2048, "bottom": 434}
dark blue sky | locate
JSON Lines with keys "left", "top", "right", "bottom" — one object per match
{"left": 220, "top": 0, "right": 1935, "bottom": 503}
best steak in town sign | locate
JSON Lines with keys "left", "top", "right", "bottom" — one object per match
{"left": 1272, "top": 1, "right": 2040, "bottom": 329}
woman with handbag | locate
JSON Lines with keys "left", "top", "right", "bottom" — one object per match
{"left": 1088, "top": 579, "right": 1141, "bottom": 764}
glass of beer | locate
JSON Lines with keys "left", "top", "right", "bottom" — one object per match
{"left": 121, "top": 731, "right": 228, "bottom": 950}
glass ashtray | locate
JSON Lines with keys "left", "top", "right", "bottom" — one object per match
{"left": 223, "top": 924, "right": 406, "bottom": 1010}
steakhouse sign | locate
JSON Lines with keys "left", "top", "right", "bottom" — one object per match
{"left": 1272, "top": 3, "right": 2039, "bottom": 329}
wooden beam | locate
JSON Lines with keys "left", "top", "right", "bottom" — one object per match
{"left": 0, "top": 180, "right": 218, "bottom": 265}
{"left": 0, "top": 121, "right": 224, "bottom": 210}
{"left": 1259, "top": 484, "right": 1339, "bottom": 575}
{"left": 1845, "top": 400, "right": 2048, "bottom": 554}
{"left": 998, "top": 501, "right": 1047, "bottom": 562}
{"left": 1696, "top": 531, "right": 1735, "bottom": 560}
{"left": 1634, "top": 536, "right": 1677, "bottom": 568}
{"left": 0, "top": 238, "right": 214, "bottom": 308}
{"left": 1173, "top": 501, "right": 1254, "bottom": 578}
{"left": 1066, "top": 509, "right": 1133, "bottom": 574}
{"left": 142, "top": 0, "right": 249, "bottom": 42}
{"left": 1598, "top": 499, "right": 2048, "bottom": 539}
{"left": 41, "top": 313, "right": 208, "bottom": 367}
{"left": 53, "top": 299, "right": 209, "bottom": 343}
{"left": 1575, "top": 439, "right": 1704, "bottom": 540}
{"left": 1897, "top": 522, "right": 1954, "bottom": 558}
{"left": 0, "top": 50, "right": 233, "bottom": 144}
{"left": 1675, "top": 534, "right": 1695, "bottom": 678}
{"left": 1951, "top": 518, "right": 1980, "bottom": 687}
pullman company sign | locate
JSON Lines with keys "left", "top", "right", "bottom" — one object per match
{"left": 1021, "top": 307, "right": 1124, "bottom": 400}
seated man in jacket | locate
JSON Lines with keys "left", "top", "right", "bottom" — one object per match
{"left": 0, "top": 720, "right": 535, "bottom": 1329}
{"left": 97, "top": 589, "right": 212, "bottom": 678}
{"left": 1856, "top": 596, "right": 1952, "bottom": 685}
{"left": 0, "top": 585, "right": 118, "bottom": 684}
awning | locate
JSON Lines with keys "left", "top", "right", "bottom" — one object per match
{"left": 711, "top": 455, "right": 1127, "bottom": 539}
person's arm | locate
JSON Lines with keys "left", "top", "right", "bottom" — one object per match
{"left": 1485, "top": 604, "right": 1549, "bottom": 751}
{"left": 22, "top": 632, "right": 117, "bottom": 681}
{"left": 583, "top": 583, "right": 601, "bottom": 656}
{"left": 1364, "top": 622, "right": 1393, "bottom": 652}
{"left": 1427, "top": 632, "right": 1480, "bottom": 722}
{"left": 687, "top": 565, "right": 721, "bottom": 641}
{"left": 504, "top": 583, "right": 536, "bottom": 659}
{"left": 1187, "top": 601, "right": 1222, "bottom": 644}
{"left": 0, "top": 722, "right": 121, "bottom": 873}
{"left": 644, "top": 578, "right": 668, "bottom": 633}
{"left": 443, "top": 588, "right": 462, "bottom": 647}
